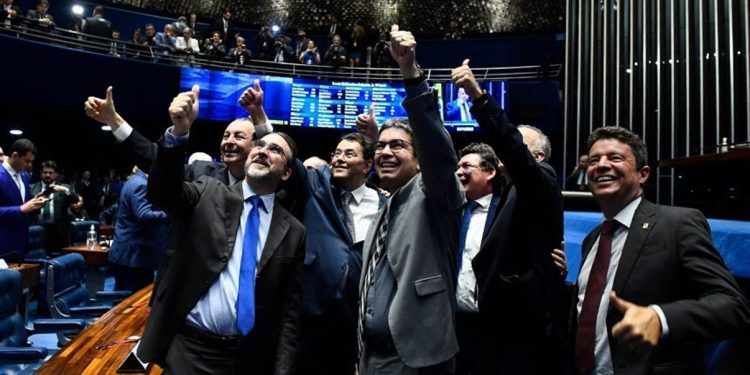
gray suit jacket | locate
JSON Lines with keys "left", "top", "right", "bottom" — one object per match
{"left": 360, "top": 85, "right": 464, "bottom": 368}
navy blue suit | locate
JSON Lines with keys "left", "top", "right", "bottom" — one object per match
{"left": 0, "top": 164, "right": 32, "bottom": 261}
{"left": 291, "top": 160, "right": 385, "bottom": 374}
{"left": 108, "top": 170, "right": 169, "bottom": 292}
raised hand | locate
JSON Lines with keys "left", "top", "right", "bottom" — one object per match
{"left": 239, "top": 79, "right": 268, "bottom": 125}
{"left": 451, "top": 59, "right": 483, "bottom": 99}
{"left": 169, "top": 85, "right": 200, "bottom": 135}
{"left": 610, "top": 291, "right": 662, "bottom": 352}
{"left": 551, "top": 244, "right": 568, "bottom": 278}
{"left": 389, "top": 25, "right": 420, "bottom": 79}
{"left": 355, "top": 103, "right": 378, "bottom": 140}
{"left": 84, "top": 86, "right": 125, "bottom": 129}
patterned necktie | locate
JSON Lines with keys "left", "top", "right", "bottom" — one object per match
{"left": 575, "top": 219, "right": 620, "bottom": 375}
{"left": 341, "top": 191, "right": 357, "bottom": 242}
{"left": 237, "top": 195, "right": 262, "bottom": 336}
{"left": 357, "top": 201, "right": 389, "bottom": 355}
{"left": 456, "top": 201, "right": 480, "bottom": 278}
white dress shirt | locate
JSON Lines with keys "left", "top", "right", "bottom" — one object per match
{"left": 2, "top": 161, "right": 24, "bottom": 201}
{"left": 576, "top": 197, "right": 669, "bottom": 375}
{"left": 456, "top": 193, "right": 492, "bottom": 313}
{"left": 345, "top": 183, "right": 380, "bottom": 243}
{"left": 185, "top": 181, "right": 275, "bottom": 335}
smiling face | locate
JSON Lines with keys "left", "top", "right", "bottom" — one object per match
{"left": 245, "top": 134, "right": 292, "bottom": 187}
{"left": 587, "top": 138, "right": 650, "bottom": 217}
{"left": 42, "top": 166, "right": 58, "bottom": 185}
{"left": 331, "top": 139, "right": 372, "bottom": 190}
{"left": 456, "top": 153, "right": 495, "bottom": 201}
{"left": 375, "top": 127, "right": 419, "bottom": 192}
{"left": 220, "top": 119, "right": 255, "bottom": 169}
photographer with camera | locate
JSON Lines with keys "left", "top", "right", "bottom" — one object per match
{"left": 254, "top": 25, "right": 276, "bottom": 61}
{"left": 273, "top": 34, "right": 294, "bottom": 63}
{"left": 324, "top": 34, "right": 347, "bottom": 68}
{"left": 299, "top": 39, "right": 321, "bottom": 65}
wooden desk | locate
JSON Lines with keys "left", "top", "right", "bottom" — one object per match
{"left": 9, "top": 262, "right": 40, "bottom": 290}
{"left": 36, "top": 284, "right": 163, "bottom": 375}
{"left": 100, "top": 225, "right": 115, "bottom": 238}
{"left": 61, "top": 245, "right": 109, "bottom": 267}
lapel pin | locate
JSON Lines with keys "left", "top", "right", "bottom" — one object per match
{"left": 642, "top": 223, "right": 649, "bottom": 229}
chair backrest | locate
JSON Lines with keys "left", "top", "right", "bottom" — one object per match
{"left": 0, "top": 270, "right": 28, "bottom": 347}
{"left": 26, "top": 225, "right": 48, "bottom": 260}
{"left": 46, "top": 253, "right": 90, "bottom": 318}
{"left": 69, "top": 221, "right": 100, "bottom": 246}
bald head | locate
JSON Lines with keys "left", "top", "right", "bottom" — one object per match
{"left": 518, "top": 125, "right": 550, "bottom": 163}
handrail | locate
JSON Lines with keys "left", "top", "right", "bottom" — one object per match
{"left": 5, "top": 24, "right": 562, "bottom": 82}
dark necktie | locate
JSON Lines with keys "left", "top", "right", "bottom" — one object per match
{"left": 41, "top": 185, "right": 52, "bottom": 222}
{"left": 575, "top": 219, "right": 620, "bottom": 375}
{"left": 357, "top": 201, "right": 389, "bottom": 354}
{"left": 341, "top": 191, "right": 356, "bottom": 242}
{"left": 456, "top": 201, "right": 480, "bottom": 278}
{"left": 236, "top": 195, "right": 262, "bottom": 335}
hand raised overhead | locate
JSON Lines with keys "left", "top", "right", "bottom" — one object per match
{"left": 355, "top": 103, "right": 379, "bottom": 140}
{"left": 451, "top": 59, "right": 483, "bottom": 99}
{"left": 238, "top": 79, "right": 268, "bottom": 125}
{"left": 389, "top": 25, "right": 420, "bottom": 79}
{"left": 169, "top": 85, "right": 200, "bottom": 135}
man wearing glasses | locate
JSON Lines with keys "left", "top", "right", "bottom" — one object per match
{"left": 138, "top": 85, "right": 306, "bottom": 374}
{"left": 292, "top": 132, "right": 385, "bottom": 375}
{"left": 355, "top": 25, "right": 464, "bottom": 373}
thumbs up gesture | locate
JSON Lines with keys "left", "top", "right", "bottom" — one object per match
{"left": 169, "top": 84, "right": 200, "bottom": 135}
{"left": 85, "top": 86, "right": 125, "bottom": 129}
{"left": 389, "top": 25, "right": 420, "bottom": 79}
{"left": 355, "top": 103, "right": 379, "bottom": 140}
{"left": 610, "top": 291, "right": 662, "bottom": 352}
{"left": 451, "top": 59, "right": 483, "bottom": 99}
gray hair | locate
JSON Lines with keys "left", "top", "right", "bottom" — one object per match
{"left": 518, "top": 124, "right": 551, "bottom": 161}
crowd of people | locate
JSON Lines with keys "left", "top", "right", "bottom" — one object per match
{"left": 3, "top": 11, "right": 750, "bottom": 375}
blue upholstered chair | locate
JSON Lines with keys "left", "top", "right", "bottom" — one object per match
{"left": 0, "top": 269, "right": 84, "bottom": 369}
{"left": 25, "top": 226, "right": 49, "bottom": 261}
{"left": 68, "top": 221, "right": 100, "bottom": 246}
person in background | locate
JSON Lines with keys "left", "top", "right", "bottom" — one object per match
{"left": 299, "top": 39, "right": 320, "bottom": 65}
{"left": 82, "top": 5, "right": 112, "bottom": 39}
{"left": 26, "top": 0, "right": 55, "bottom": 31}
{"left": 566, "top": 154, "right": 589, "bottom": 191}
{"left": 228, "top": 35, "right": 253, "bottom": 68}
{"left": 203, "top": 31, "right": 226, "bottom": 58}
{"left": 30, "top": 160, "right": 77, "bottom": 251}
{"left": 68, "top": 194, "right": 89, "bottom": 221}
{"left": 1, "top": 0, "right": 22, "bottom": 28}
{"left": 348, "top": 25, "right": 366, "bottom": 68}
{"left": 324, "top": 34, "right": 347, "bottom": 68}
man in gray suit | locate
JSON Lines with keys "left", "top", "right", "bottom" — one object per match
{"left": 357, "top": 25, "right": 464, "bottom": 374}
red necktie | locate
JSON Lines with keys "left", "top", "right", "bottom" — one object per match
{"left": 575, "top": 219, "right": 619, "bottom": 374}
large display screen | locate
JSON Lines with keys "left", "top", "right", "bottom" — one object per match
{"left": 180, "top": 67, "right": 507, "bottom": 132}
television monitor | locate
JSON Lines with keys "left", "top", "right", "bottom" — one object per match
{"left": 442, "top": 81, "right": 508, "bottom": 132}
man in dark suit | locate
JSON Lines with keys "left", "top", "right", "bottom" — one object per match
{"left": 451, "top": 61, "right": 569, "bottom": 374}
{"left": 1, "top": 0, "right": 21, "bottom": 28}
{"left": 356, "top": 25, "right": 464, "bottom": 373}
{"left": 211, "top": 9, "right": 235, "bottom": 48}
{"left": 138, "top": 85, "right": 305, "bottom": 373}
{"left": 82, "top": 6, "right": 112, "bottom": 39}
{"left": 108, "top": 166, "right": 169, "bottom": 293}
{"left": 25, "top": 0, "right": 55, "bottom": 31}
{"left": 293, "top": 132, "right": 385, "bottom": 375}
{"left": 566, "top": 154, "right": 589, "bottom": 191}
{"left": 30, "top": 160, "right": 76, "bottom": 252}
{"left": 0, "top": 138, "right": 46, "bottom": 262}
{"left": 573, "top": 126, "right": 750, "bottom": 375}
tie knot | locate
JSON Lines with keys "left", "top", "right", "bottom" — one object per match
{"left": 465, "top": 201, "right": 480, "bottom": 214}
{"left": 247, "top": 195, "right": 264, "bottom": 211}
{"left": 600, "top": 220, "right": 619, "bottom": 235}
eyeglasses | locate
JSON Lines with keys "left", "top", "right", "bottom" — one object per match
{"left": 375, "top": 139, "right": 412, "bottom": 153}
{"left": 331, "top": 150, "right": 360, "bottom": 160}
{"left": 252, "top": 140, "right": 286, "bottom": 158}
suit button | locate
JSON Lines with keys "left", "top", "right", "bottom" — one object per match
{"left": 221, "top": 255, "right": 229, "bottom": 262}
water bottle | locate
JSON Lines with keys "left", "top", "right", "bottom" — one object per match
{"left": 86, "top": 224, "right": 97, "bottom": 250}
{"left": 720, "top": 137, "right": 729, "bottom": 153}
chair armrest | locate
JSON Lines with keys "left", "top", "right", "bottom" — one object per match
{"left": 68, "top": 305, "right": 111, "bottom": 316}
{"left": 31, "top": 319, "right": 87, "bottom": 333}
{"left": 94, "top": 290, "right": 131, "bottom": 301}
{"left": 0, "top": 347, "right": 48, "bottom": 361}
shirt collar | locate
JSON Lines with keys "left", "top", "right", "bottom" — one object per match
{"left": 346, "top": 182, "right": 371, "bottom": 204}
{"left": 2, "top": 160, "right": 19, "bottom": 176}
{"left": 474, "top": 193, "right": 493, "bottom": 209}
{"left": 242, "top": 180, "right": 274, "bottom": 214}
{"left": 608, "top": 196, "right": 642, "bottom": 229}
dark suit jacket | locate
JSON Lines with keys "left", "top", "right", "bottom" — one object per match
{"left": 82, "top": 15, "right": 112, "bottom": 39}
{"left": 470, "top": 94, "right": 569, "bottom": 374}
{"left": 138, "top": 142, "right": 306, "bottom": 374}
{"left": 291, "top": 160, "right": 385, "bottom": 316}
{"left": 210, "top": 17, "right": 235, "bottom": 46}
{"left": 0, "top": 5, "right": 21, "bottom": 26}
{"left": 30, "top": 181, "right": 76, "bottom": 244}
{"left": 0, "top": 165, "right": 31, "bottom": 261}
{"left": 25, "top": 10, "right": 55, "bottom": 29}
{"left": 566, "top": 168, "right": 588, "bottom": 191}
{"left": 108, "top": 170, "right": 169, "bottom": 270}
{"left": 359, "top": 85, "right": 464, "bottom": 368}
{"left": 573, "top": 199, "right": 750, "bottom": 375}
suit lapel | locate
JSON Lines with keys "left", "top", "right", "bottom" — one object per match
{"left": 359, "top": 197, "right": 389, "bottom": 287}
{"left": 225, "top": 183, "right": 244, "bottom": 257}
{"left": 257, "top": 199, "right": 290, "bottom": 274}
{"left": 481, "top": 193, "right": 503, "bottom": 241}
{"left": 611, "top": 199, "right": 657, "bottom": 294}
{"left": 315, "top": 181, "right": 351, "bottom": 243}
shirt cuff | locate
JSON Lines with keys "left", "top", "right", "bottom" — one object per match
{"left": 255, "top": 121, "right": 273, "bottom": 138}
{"left": 163, "top": 126, "right": 189, "bottom": 148}
{"left": 649, "top": 304, "right": 669, "bottom": 338}
{"left": 111, "top": 122, "right": 133, "bottom": 143}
